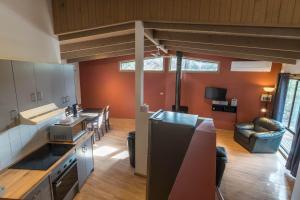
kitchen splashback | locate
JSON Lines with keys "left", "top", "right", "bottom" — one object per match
{"left": 0, "top": 114, "right": 63, "bottom": 170}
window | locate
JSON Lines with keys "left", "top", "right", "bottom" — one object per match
{"left": 281, "top": 79, "right": 300, "bottom": 154}
{"left": 169, "top": 57, "right": 219, "bottom": 72}
{"left": 120, "top": 57, "right": 164, "bottom": 71}
{"left": 120, "top": 60, "right": 135, "bottom": 71}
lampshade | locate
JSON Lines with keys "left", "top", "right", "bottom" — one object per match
{"left": 263, "top": 87, "right": 275, "bottom": 93}
{"left": 261, "top": 108, "right": 267, "bottom": 113}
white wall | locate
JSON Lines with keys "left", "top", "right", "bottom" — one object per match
{"left": 292, "top": 165, "right": 300, "bottom": 199}
{"left": 135, "top": 111, "right": 151, "bottom": 175}
{"left": 282, "top": 60, "right": 300, "bottom": 74}
{"left": 0, "top": 0, "right": 60, "bottom": 63}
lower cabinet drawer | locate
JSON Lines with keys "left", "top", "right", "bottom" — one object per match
{"left": 24, "top": 177, "right": 52, "bottom": 200}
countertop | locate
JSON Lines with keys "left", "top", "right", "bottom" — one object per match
{"left": 0, "top": 131, "right": 94, "bottom": 200}
{"left": 169, "top": 118, "right": 216, "bottom": 200}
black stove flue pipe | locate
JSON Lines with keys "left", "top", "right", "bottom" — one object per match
{"left": 175, "top": 51, "right": 183, "bottom": 112}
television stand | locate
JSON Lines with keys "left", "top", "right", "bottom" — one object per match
{"left": 212, "top": 104, "right": 237, "bottom": 113}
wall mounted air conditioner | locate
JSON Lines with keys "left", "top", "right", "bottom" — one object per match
{"left": 231, "top": 61, "right": 272, "bottom": 72}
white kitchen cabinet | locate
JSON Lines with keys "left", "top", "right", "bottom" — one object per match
{"left": 52, "top": 64, "right": 76, "bottom": 108}
{"left": 76, "top": 136, "right": 94, "bottom": 189}
{"left": 76, "top": 141, "right": 87, "bottom": 189}
{"left": 0, "top": 60, "right": 18, "bottom": 132}
{"left": 35, "top": 63, "right": 56, "bottom": 106}
{"left": 12, "top": 61, "right": 37, "bottom": 112}
{"left": 12, "top": 61, "right": 77, "bottom": 112}
{"left": 64, "top": 64, "right": 76, "bottom": 107}
{"left": 52, "top": 64, "right": 66, "bottom": 108}
{"left": 85, "top": 136, "right": 94, "bottom": 176}
{"left": 23, "top": 176, "right": 52, "bottom": 200}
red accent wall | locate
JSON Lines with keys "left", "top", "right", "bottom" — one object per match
{"left": 79, "top": 53, "right": 281, "bottom": 130}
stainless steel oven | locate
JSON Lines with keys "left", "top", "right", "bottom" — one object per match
{"left": 51, "top": 154, "right": 79, "bottom": 200}
{"left": 50, "top": 116, "right": 87, "bottom": 142}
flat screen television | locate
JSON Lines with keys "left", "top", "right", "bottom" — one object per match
{"left": 205, "top": 87, "right": 227, "bottom": 100}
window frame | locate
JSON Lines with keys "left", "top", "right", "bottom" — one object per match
{"left": 119, "top": 57, "right": 165, "bottom": 72}
{"left": 168, "top": 56, "right": 220, "bottom": 73}
{"left": 283, "top": 79, "right": 300, "bottom": 135}
{"left": 280, "top": 78, "right": 300, "bottom": 155}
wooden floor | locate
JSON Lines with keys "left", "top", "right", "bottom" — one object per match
{"left": 75, "top": 118, "right": 294, "bottom": 200}
{"left": 218, "top": 130, "right": 294, "bottom": 200}
{"left": 74, "top": 118, "right": 146, "bottom": 200}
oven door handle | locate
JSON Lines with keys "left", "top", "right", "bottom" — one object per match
{"left": 55, "top": 180, "right": 62, "bottom": 188}
{"left": 53, "top": 160, "right": 77, "bottom": 188}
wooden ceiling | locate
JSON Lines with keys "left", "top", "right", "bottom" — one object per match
{"left": 52, "top": 0, "right": 300, "bottom": 34}
{"left": 52, "top": 0, "right": 300, "bottom": 64}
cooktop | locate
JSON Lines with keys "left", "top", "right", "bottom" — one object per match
{"left": 10, "top": 143, "right": 74, "bottom": 170}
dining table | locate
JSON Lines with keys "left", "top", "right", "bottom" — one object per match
{"left": 79, "top": 108, "right": 103, "bottom": 132}
{"left": 80, "top": 107, "right": 102, "bottom": 117}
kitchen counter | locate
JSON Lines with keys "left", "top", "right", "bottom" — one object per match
{"left": 169, "top": 119, "right": 216, "bottom": 200}
{"left": 0, "top": 131, "right": 94, "bottom": 200}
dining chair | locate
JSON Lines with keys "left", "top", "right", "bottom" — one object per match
{"left": 96, "top": 112, "right": 105, "bottom": 138}
{"left": 86, "top": 112, "right": 104, "bottom": 141}
{"left": 104, "top": 105, "right": 111, "bottom": 132}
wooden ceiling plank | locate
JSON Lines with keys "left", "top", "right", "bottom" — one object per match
{"left": 59, "top": 22, "right": 135, "bottom": 44}
{"left": 161, "top": 40, "right": 300, "bottom": 59}
{"left": 67, "top": 46, "right": 157, "bottom": 63}
{"left": 60, "top": 34, "right": 135, "bottom": 53}
{"left": 67, "top": 49, "right": 135, "bottom": 63}
{"left": 165, "top": 45, "right": 297, "bottom": 64}
{"left": 62, "top": 40, "right": 154, "bottom": 59}
{"left": 154, "top": 31, "right": 300, "bottom": 52}
{"left": 144, "top": 22, "right": 300, "bottom": 39}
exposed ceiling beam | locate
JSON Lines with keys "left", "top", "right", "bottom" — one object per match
{"left": 154, "top": 31, "right": 300, "bottom": 52}
{"left": 161, "top": 41, "right": 300, "bottom": 60}
{"left": 62, "top": 40, "right": 154, "bottom": 60}
{"left": 60, "top": 34, "right": 135, "bottom": 53}
{"left": 165, "top": 46, "right": 296, "bottom": 64}
{"left": 59, "top": 22, "right": 135, "bottom": 44}
{"left": 144, "top": 29, "right": 168, "bottom": 54}
{"left": 144, "top": 22, "right": 300, "bottom": 39}
{"left": 67, "top": 46, "right": 157, "bottom": 63}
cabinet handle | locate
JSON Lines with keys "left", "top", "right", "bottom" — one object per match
{"left": 10, "top": 110, "right": 18, "bottom": 121}
{"left": 33, "top": 190, "right": 41, "bottom": 200}
{"left": 36, "top": 91, "right": 43, "bottom": 101}
{"left": 61, "top": 96, "right": 66, "bottom": 104}
{"left": 56, "top": 180, "right": 62, "bottom": 188}
{"left": 82, "top": 146, "right": 87, "bottom": 152}
{"left": 30, "top": 93, "right": 37, "bottom": 102}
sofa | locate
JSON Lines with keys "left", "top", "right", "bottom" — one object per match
{"left": 216, "top": 146, "right": 227, "bottom": 187}
{"left": 234, "top": 117, "right": 285, "bottom": 153}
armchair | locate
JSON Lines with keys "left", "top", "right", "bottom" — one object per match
{"left": 234, "top": 117, "right": 285, "bottom": 153}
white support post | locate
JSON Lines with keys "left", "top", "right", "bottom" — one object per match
{"left": 135, "top": 21, "right": 150, "bottom": 176}
{"left": 135, "top": 21, "right": 144, "bottom": 111}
